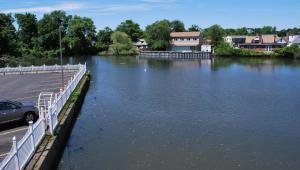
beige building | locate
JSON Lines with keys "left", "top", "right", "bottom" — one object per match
{"left": 170, "top": 32, "right": 203, "bottom": 52}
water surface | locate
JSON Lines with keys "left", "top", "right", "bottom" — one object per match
{"left": 59, "top": 56, "right": 300, "bottom": 170}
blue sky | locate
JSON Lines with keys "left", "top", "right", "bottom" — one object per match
{"left": 1, "top": 0, "right": 299, "bottom": 30}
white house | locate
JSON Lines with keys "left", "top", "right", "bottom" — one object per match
{"left": 287, "top": 35, "right": 300, "bottom": 47}
{"left": 134, "top": 39, "right": 148, "bottom": 50}
{"left": 201, "top": 45, "right": 212, "bottom": 53}
{"left": 224, "top": 36, "right": 246, "bottom": 47}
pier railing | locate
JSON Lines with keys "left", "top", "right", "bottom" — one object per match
{"left": 139, "top": 51, "right": 211, "bottom": 59}
{"left": 0, "top": 63, "right": 87, "bottom": 170}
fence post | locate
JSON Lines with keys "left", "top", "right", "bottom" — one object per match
{"left": 48, "top": 102, "right": 54, "bottom": 135}
{"left": 12, "top": 136, "right": 20, "bottom": 170}
{"left": 29, "top": 121, "right": 35, "bottom": 150}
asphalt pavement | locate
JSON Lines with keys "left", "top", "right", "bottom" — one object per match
{"left": 0, "top": 72, "right": 76, "bottom": 162}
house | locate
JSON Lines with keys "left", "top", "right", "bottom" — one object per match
{"left": 287, "top": 35, "right": 300, "bottom": 47}
{"left": 170, "top": 32, "right": 203, "bottom": 52}
{"left": 201, "top": 44, "right": 212, "bottom": 53}
{"left": 238, "top": 34, "right": 284, "bottom": 51}
{"left": 224, "top": 36, "right": 246, "bottom": 47}
{"left": 134, "top": 39, "right": 148, "bottom": 50}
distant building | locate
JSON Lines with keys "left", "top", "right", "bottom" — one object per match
{"left": 201, "top": 44, "right": 212, "bottom": 52}
{"left": 134, "top": 39, "right": 148, "bottom": 50}
{"left": 239, "top": 34, "right": 284, "bottom": 51}
{"left": 224, "top": 35, "right": 246, "bottom": 47}
{"left": 170, "top": 32, "right": 203, "bottom": 52}
{"left": 287, "top": 35, "right": 300, "bottom": 47}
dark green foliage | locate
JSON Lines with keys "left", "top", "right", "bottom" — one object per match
{"left": 15, "top": 13, "right": 38, "bottom": 49}
{"left": 274, "top": 45, "right": 300, "bottom": 58}
{"left": 64, "top": 15, "right": 97, "bottom": 56}
{"left": 170, "top": 20, "right": 185, "bottom": 32}
{"left": 145, "top": 20, "right": 171, "bottom": 51}
{"left": 0, "top": 13, "right": 17, "bottom": 56}
{"left": 188, "top": 25, "right": 200, "bottom": 32}
{"left": 95, "top": 27, "right": 113, "bottom": 52}
{"left": 204, "top": 25, "right": 224, "bottom": 46}
{"left": 116, "top": 20, "right": 143, "bottom": 42}
{"left": 37, "top": 10, "right": 71, "bottom": 51}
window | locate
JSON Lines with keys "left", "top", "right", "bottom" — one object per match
{"left": 2, "top": 102, "right": 18, "bottom": 110}
{"left": 0, "top": 102, "right": 5, "bottom": 110}
{"left": 187, "top": 38, "right": 191, "bottom": 41}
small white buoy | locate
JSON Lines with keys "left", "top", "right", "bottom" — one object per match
{"left": 144, "top": 68, "right": 147, "bottom": 72}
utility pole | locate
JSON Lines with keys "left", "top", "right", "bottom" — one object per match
{"left": 59, "top": 25, "right": 64, "bottom": 90}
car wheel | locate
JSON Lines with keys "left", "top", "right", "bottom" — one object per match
{"left": 24, "top": 112, "right": 37, "bottom": 124}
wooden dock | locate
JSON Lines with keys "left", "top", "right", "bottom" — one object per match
{"left": 139, "top": 51, "right": 212, "bottom": 60}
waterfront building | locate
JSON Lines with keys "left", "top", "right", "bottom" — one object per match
{"left": 170, "top": 32, "right": 203, "bottom": 52}
{"left": 224, "top": 35, "right": 246, "bottom": 47}
{"left": 238, "top": 34, "right": 284, "bottom": 51}
{"left": 134, "top": 39, "right": 148, "bottom": 50}
{"left": 287, "top": 35, "right": 300, "bottom": 47}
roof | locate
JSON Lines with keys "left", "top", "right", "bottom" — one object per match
{"left": 245, "top": 35, "right": 278, "bottom": 44}
{"left": 134, "top": 39, "right": 148, "bottom": 46}
{"left": 170, "top": 32, "right": 201, "bottom": 38}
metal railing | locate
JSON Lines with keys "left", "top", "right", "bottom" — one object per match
{"left": 0, "top": 63, "right": 87, "bottom": 170}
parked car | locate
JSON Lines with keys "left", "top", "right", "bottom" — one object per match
{"left": 0, "top": 98, "right": 39, "bottom": 124}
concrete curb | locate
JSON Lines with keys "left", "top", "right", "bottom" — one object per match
{"left": 25, "top": 73, "right": 90, "bottom": 170}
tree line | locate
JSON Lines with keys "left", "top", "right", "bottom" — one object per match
{"left": 1, "top": 10, "right": 300, "bottom": 66}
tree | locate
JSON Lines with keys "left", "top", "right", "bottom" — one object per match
{"left": 235, "top": 27, "right": 248, "bottom": 35}
{"left": 188, "top": 25, "right": 200, "bottom": 32}
{"left": 145, "top": 20, "right": 171, "bottom": 51}
{"left": 116, "top": 20, "right": 143, "bottom": 42}
{"left": 95, "top": 27, "right": 113, "bottom": 52}
{"left": 0, "top": 13, "right": 17, "bottom": 56}
{"left": 170, "top": 20, "right": 185, "bottom": 32}
{"left": 64, "top": 15, "right": 97, "bottom": 55}
{"left": 15, "top": 13, "right": 38, "bottom": 49}
{"left": 204, "top": 24, "right": 224, "bottom": 46}
{"left": 108, "top": 31, "right": 138, "bottom": 56}
{"left": 37, "top": 10, "right": 71, "bottom": 52}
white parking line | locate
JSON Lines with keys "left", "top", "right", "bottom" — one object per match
{"left": 0, "top": 127, "right": 28, "bottom": 136}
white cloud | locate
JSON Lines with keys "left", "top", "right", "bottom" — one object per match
{"left": 91, "top": 4, "right": 152, "bottom": 13}
{"left": 0, "top": 2, "right": 84, "bottom": 13}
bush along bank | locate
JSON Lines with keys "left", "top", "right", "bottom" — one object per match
{"left": 214, "top": 43, "right": 300, "bottom": 59}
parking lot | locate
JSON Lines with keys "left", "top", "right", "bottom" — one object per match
{"left": 0, "top": 72, "right": 76, "bottom": 161}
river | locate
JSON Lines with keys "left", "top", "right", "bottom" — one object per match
{"left": 58, "top": 56, "right": 300, "bottom": 170}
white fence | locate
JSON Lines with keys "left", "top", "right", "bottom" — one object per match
{"left": 0, "top": 64, "right": 82, "bottom": 75}
{"left": 0, "top": 63, "right": 87, "bottom": 170}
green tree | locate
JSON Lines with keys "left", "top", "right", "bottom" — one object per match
{"left": 235, "top": 27, "right": 248, "bottom": 35}
{"left": 145, "top": 20, "right": 171, "bottom": 51}
{"left": 37, "top": 10, "right": 71, "bottom": 52}
{"left": 188, "top": 25, "right": 200, "bottom": 32}
{"left": 0, "top": 13, "right": 17, "bottom": 56}
{"left": 108, "top": 31, "right": 138, "bottom": 56}
{"left": 15, "top": 13, "right": 38, "bottom": 49}
{"left": 116, "top": 20, "right": 143, "bottom": 42}
{"left": 170, "top": 20, "right": 185, "bottom": 32}
{"left": 95, "top": 27, "right": 113, "bottom": 52}
{"left": 204, "top": 24, "right": 224, "bottom": 46}
{"left": 64, "top": 15, "right": 97, "bottom": 55}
